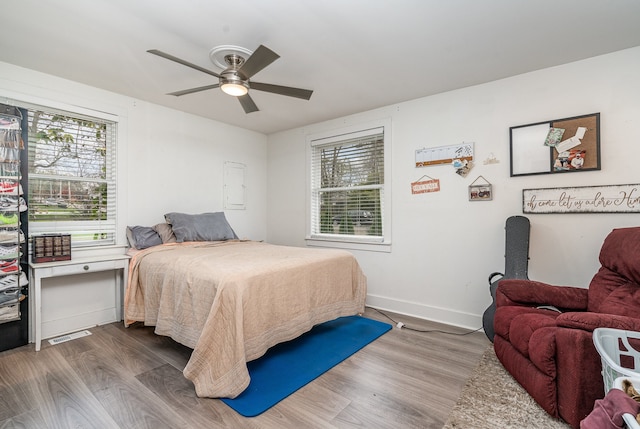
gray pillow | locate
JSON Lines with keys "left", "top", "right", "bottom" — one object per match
{"left": 164, "top": 212, "right": 237, "bottom": 243}
{"left": 126, "top": 225, "right": 163, "bottom": 249}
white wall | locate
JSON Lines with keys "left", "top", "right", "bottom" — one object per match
{"left": 266, "top": 47, "right": 640, "bottom": 329}
{"left": 0, "top": 61, "right": 268, "bottom": 338}
{"left": 126, "top": 100, "right": 268, "bottom": 240}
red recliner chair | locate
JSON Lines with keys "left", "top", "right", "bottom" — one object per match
{"left": 493, "top": 226, "right": 640, "bottom": 428}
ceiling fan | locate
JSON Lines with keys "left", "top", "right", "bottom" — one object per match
{"left": 147, "top": 45, "right": 313, "bottom": 114}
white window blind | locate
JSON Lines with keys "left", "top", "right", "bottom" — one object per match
{"left": 27, "top": 107, "right": 117, "bottom": 247}
{"left": 310, "top": 127, "right": 384, "bottom": 242}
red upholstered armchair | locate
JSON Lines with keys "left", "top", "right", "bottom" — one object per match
{"left": 493, "top": 226, "right": 640, "bottom": 429}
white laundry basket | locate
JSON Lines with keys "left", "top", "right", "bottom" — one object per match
{"left": 593, "top": 328, "right": 640, "bottom": 392}
{"left": 593, "top": 328, "right": 640, "bottom": 429}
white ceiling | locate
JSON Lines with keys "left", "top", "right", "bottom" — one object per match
{"left": 2, "top": 0, "right": 640, "bottom": 134}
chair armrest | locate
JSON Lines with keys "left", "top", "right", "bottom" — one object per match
{"left": 556, "top": 312, "right": 640, "bottom": 332}
{"left": 495, "top": 279, "right": 588, "bottom": 310}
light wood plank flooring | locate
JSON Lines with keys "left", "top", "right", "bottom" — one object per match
{"left": 0, "top": 308, "right": 489, "bottom": 428}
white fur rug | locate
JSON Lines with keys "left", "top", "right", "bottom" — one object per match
{"left": 443, "top": 347, "right": 571, "bottom": 429}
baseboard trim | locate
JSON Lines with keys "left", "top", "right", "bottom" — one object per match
{"left": 366, "top": 294, "right": 483, "bottom": 331}
{"left": 41, "top": 308, "right": 117, "bottom": 340}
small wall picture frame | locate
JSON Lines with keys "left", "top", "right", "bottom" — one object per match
{"left": 469, "top": 175, "right": 492, "bottom": 201}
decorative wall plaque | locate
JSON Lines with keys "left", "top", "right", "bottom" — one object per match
{"left": 523, "top": 184, "right": 640, "bottom": 214}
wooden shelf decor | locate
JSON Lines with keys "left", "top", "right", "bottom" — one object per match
{"left": 510, "top": 113, "right": 600, "bottom": 177}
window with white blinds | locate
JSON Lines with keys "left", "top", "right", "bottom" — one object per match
{"left": 27, "top": 107, "right": 117, "bottom": 247}
{"left": 309, "top": 126, "right": 386, "bottom": 244}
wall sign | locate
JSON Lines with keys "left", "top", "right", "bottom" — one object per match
{"left": 523, "top": 184, "right": 640, "bottom": 214}
{"left": 411, "top": 175, "right": 440, "bottom": 194}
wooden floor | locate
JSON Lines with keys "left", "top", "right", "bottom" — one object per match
{"left": 0, "top": 308, "right": 489, "bottom": 429}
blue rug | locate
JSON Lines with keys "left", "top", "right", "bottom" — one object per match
{"left": 221, "top": 315, "right": 392, "bottom": 417}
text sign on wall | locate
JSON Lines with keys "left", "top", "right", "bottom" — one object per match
{"left": 523, "top": 184, "right": 640, "bottom": 214}
{"left": 411, "top": 178, "right": 440, "bottom": 194}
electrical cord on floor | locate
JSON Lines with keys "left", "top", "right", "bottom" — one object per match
{"left": 366, "top": 306, "right": 483, "bottom": 336}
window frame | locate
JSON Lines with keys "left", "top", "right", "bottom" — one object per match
{"left": 26, "top": 107, "right": 117, "bottom": 248}
{"left": 306, "top": 118, "right": 392, "bottom": 252}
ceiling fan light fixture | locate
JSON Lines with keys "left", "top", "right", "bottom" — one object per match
{"left": 220, "top": 81, "right": 249, "bottom": 97}
{"left": 220, "top": 70, "right": 249, "bottom": 97}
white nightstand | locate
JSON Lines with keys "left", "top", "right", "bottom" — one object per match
{"left": 28, "top": 254, "right": 130, "bottom": 351}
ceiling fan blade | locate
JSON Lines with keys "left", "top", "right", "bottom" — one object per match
{"left": 147, "top": 49, "right": 220, "bottom": 78}
{"left": 238, "top": 94, "right": 259, "bottom": 114}
{"left": 250, "top": 82, "right": 313, "bottom": 100}
{"left": 168, "top": 84, "right": 220, "bottom": 97}
{"left": 238, "top": 45, "right": 280, "bottom": 79}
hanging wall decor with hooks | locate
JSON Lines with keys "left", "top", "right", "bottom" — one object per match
{"left": 468, "top": 175, "right": 493, "bottom": 201}
{"left": 411, "top": 174, "right": 440, "bottom": 195}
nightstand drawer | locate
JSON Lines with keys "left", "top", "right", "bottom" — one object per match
{"left": 45, "top": 260, "right": 123, "bottom": 276}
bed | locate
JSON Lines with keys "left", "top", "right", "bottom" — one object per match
{"left": 124, "top": 213, "right": 367, "bottom": 399}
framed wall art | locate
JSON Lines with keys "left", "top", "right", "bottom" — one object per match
{"left": 510, "top": 113, "right": 600, "bottom": 177}
{"left": 468, "top": 175, "right": 492, "bottom": 201}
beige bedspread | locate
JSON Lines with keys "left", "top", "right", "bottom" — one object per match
{"left": 124, "top": 240, "right": 367, "bottom": 398}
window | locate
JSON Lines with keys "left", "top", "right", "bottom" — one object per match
{"left": 307, "top": 120, "right": 391, "bottom": 251}
{"left": 26, "top": 107, "right": 117, "bottom": 247}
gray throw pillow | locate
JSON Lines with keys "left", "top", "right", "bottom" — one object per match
{"left": 164, "top": 212, "right": 237, "bottom": 242}
{"left": 126, "top": 225, "right": 163, "bottom": 249}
